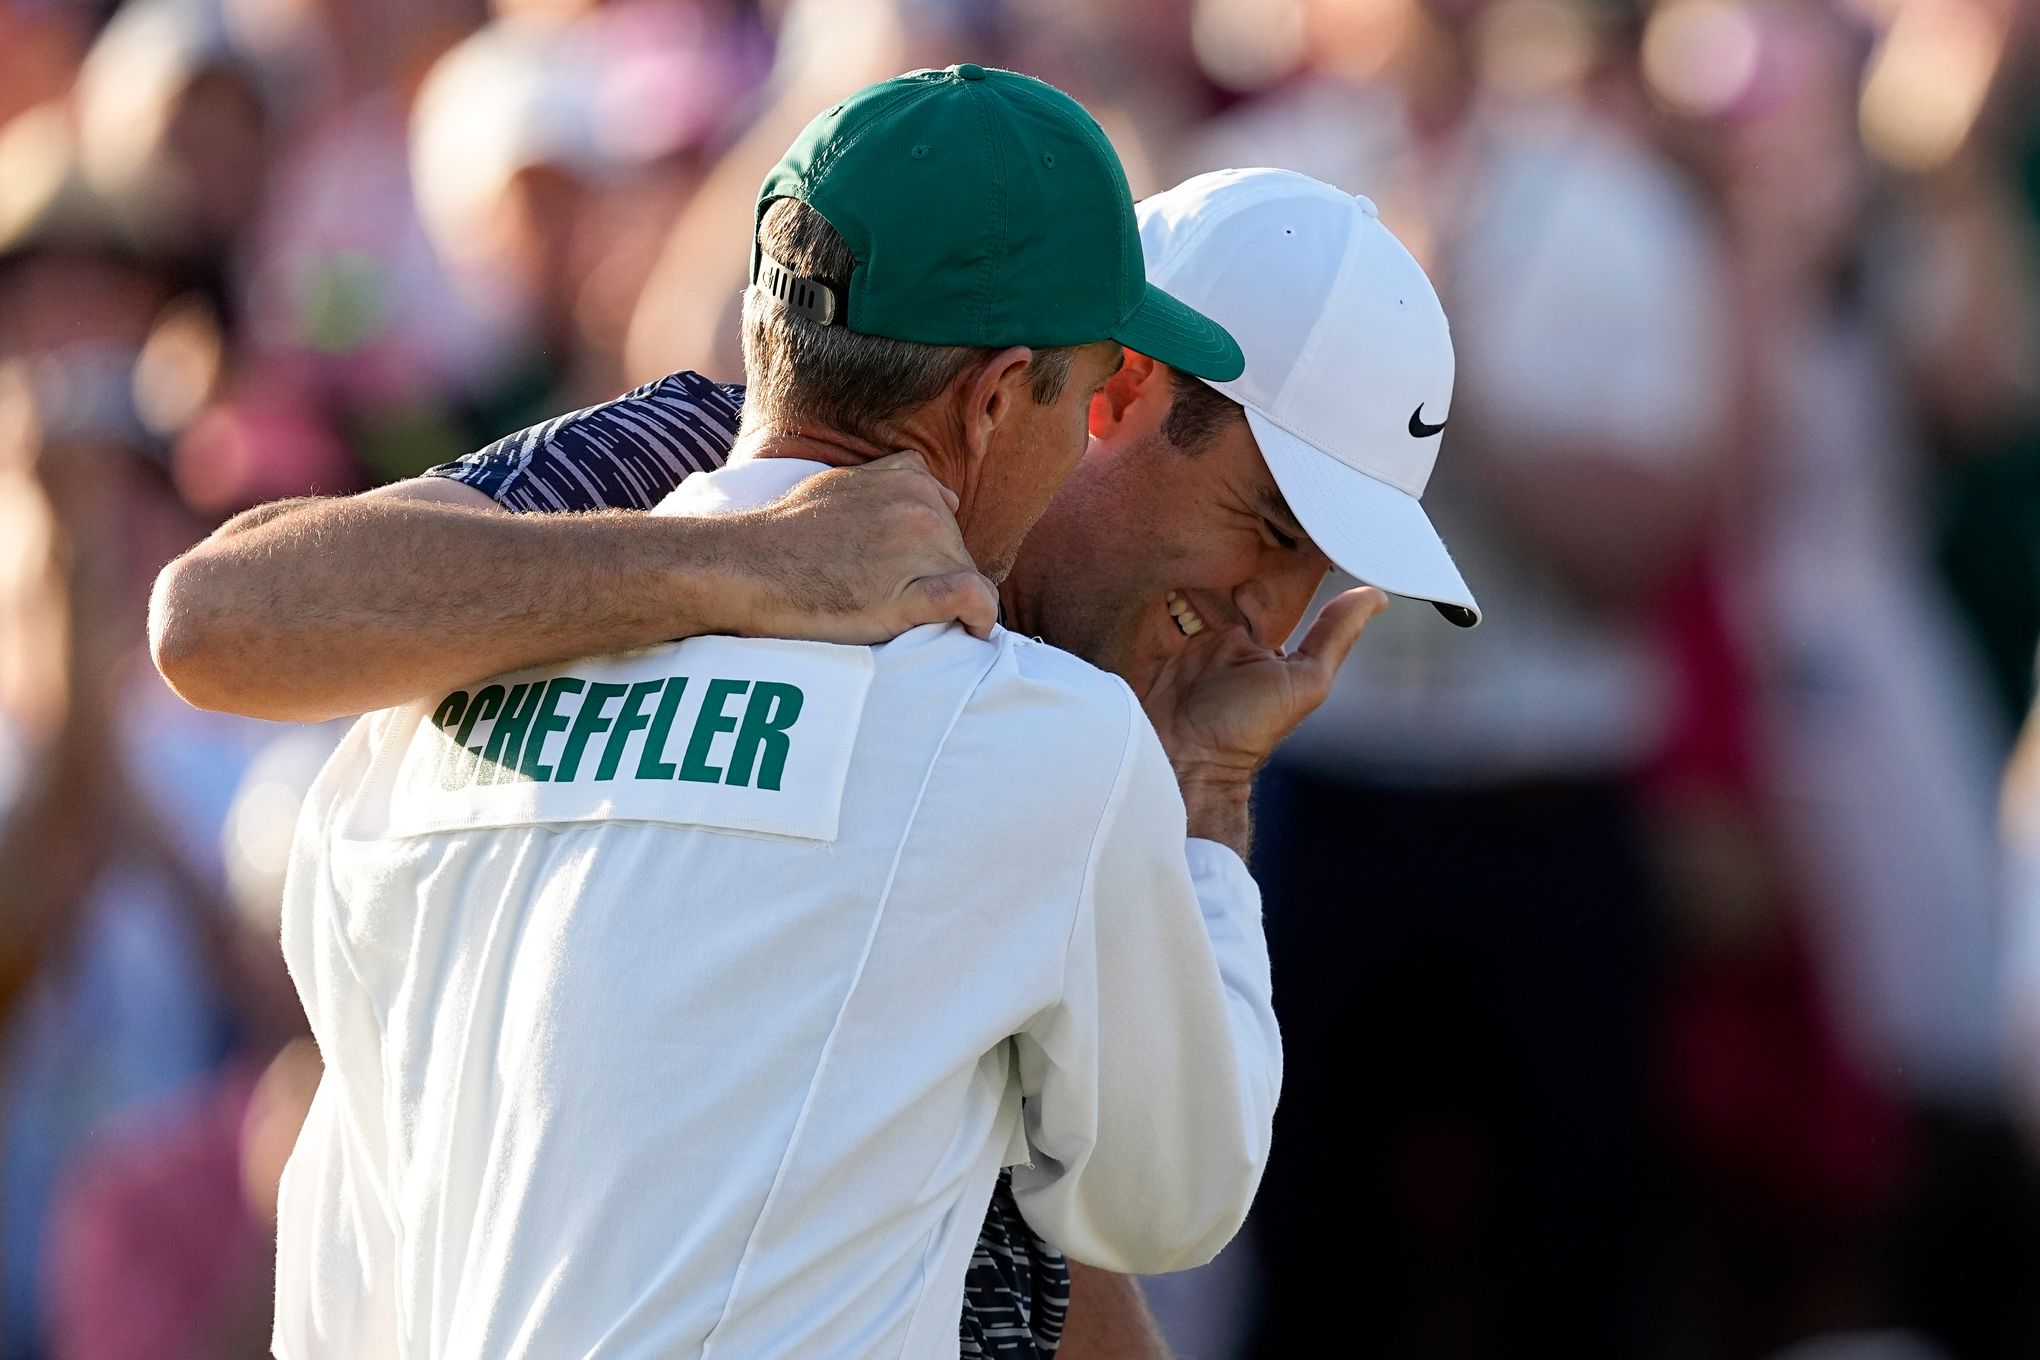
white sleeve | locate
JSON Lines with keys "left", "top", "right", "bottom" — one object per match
{"left": 274, "top": 716, "right": 402, "bottom": 1357}
{"left": 1008, "top": 692, "right": 1281, "bottom": 1273}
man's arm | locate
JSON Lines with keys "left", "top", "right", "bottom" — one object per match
{"left": 1008, "top": 587, "right": 1383, "bottom": 1276}
{"left": 150, "top": 453, "right": 995, "bottom": 723}
{"left": 1059, "top": 1263, "right": 1173, "bottom": 1360}
{"left": 1010, "top": 700, "right": 1280, "bottom": 1275}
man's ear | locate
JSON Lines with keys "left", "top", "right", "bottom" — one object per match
{"left": 958, "top": 345, "right": 1036, "bottom": 462}
{"left": 1088, "top": 349, "right": 1161, "bottom": 439}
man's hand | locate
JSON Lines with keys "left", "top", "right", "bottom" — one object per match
{"left": 1140, "top": 586, "right": 1388, "bottom": 854}
{"left": 151, "top": 451, "right": 997, "bottom": 723}
{"left": 731, "top": 450, "right": 997, "bottom": 643}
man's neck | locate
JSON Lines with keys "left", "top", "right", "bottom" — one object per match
{"left": 728, "top": 424, "right": 980, "bottom": 571}
{"left": 732, "top": 427, "right": 913, "bottom": 470}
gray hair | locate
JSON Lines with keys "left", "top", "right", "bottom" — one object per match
{"left": 740, "top": 198, "right": 1078, "bottom": 445}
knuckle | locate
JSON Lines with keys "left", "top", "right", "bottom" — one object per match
{"left": 920, "top": 573, "right": 987, "bottom": 613}
{"left": 893, "top": 500, "right": 945, "bottom": 537}
{"left": 917, "top": 574, "right": 966, "bottom": 606}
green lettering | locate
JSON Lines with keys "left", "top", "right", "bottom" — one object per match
{"left": 518, "top": 677, "right": 585, "bottom": 782}
{"left": 556, "top": 681, "right": 627, "bottom": 782}
{"left": 726, "top": 682, "right": 804, "bottom": 790}
{"left": 479, "top": 682, "right": 544, "bottom": 784}
{"left": 679, "top": 679, "right": 750, "bottom": 784}
{"left": 429, "top": 690, "right": 470, "bottom": 789}
{"left": 448, "top": 684, "right": 505, "bottom": 788}
{"left": 596, "top": 679, "right": 667, "bottom": 781}
{"left": 636, "top": 678, "right": 690, "bottom": 779}
{"left": 431, "top": 690, "right": 469, "bottom": 731}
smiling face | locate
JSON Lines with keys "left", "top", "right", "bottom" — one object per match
{"left": 1001, "top": 352, "right": 1334, "bottom": 695}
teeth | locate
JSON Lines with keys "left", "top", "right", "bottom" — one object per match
{"left": 1165, "top": 591, "right": 1206, "bottom": 637}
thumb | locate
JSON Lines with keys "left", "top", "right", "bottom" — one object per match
{"left": 870, "top": 448, "right": 960, "bottom": 513}
{"left": 868, "top": 448, "right": 928, "bottom": 474}
{"left": 1291, "top": 587, "right": 1388, "bottom": 680}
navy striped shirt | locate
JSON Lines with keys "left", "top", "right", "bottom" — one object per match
{"left": 428, "top": 371, "right": 744, "bottom": 512}
{"left": 427, "top": 371, "right": 1070, "bottom": 1360}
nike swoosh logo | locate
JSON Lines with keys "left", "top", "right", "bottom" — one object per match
{"left": 1409, "top": 405, "right": 1447, "bottom": 438}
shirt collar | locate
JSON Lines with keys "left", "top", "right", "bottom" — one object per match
{"left": 651, "top": 457, "right": 834, "bottom": 517}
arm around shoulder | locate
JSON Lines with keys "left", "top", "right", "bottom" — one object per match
{"left": 149, "top": 478, "right": 738, "bottom": 723}
{"left": 150, "top": 454, "right": 997, "bottom": 724}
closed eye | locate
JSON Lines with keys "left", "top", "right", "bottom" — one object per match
{"left": 1264, "top": 519, "right": 1300, "bottom": 551}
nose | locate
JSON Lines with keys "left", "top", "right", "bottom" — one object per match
{"left": 1232, "top": 553, "right": 1327, "bottom": 647}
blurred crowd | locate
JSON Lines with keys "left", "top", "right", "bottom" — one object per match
{"left": 5, "top": 0, "right": 2040, "bottom": 1356}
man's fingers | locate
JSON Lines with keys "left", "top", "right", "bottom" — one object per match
{"left": 905, "top": 570, "right": 1000, "bottom": 640}
{"left": 1291, "top": 587, "right": 1388, "bottom": 678}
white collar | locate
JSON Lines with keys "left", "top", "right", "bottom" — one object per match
{"left": 651, "top": 457, "right": 835, "bottom": 517}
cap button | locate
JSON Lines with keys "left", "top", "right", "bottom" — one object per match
{"left": 952, "top": 63, "right": 987, "bottom": 81}
{"left": 1353, "top": 193, "right": 1380, "bottom": 219}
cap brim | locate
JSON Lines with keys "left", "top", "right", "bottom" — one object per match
{"left": 1111, "top": 281, "right": 1245, "bottom": 382}
{"left": 1248, "top": 407, "right": 1481, "bottom": 627}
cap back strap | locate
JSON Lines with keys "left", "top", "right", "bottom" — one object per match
{"left": 754, "top": 252, "right": 845, "bottom": 327}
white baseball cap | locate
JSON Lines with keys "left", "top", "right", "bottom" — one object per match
{"left": 1139, "top": 168, "right": 1479, "bottom": 626}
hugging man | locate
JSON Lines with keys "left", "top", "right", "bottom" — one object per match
{"left": 155, "top": 69, "right": 1472, "bottom": 1360}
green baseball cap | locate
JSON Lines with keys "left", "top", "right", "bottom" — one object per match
{"left": 752, "top": 64, "right": 1245, "bottom": 382}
